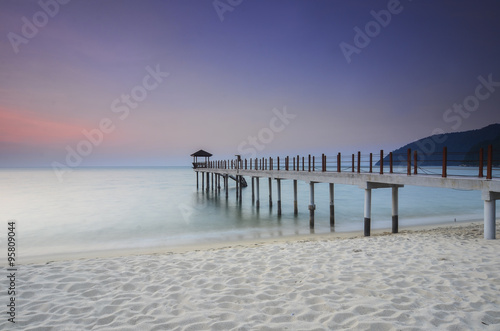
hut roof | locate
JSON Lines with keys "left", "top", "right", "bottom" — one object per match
{"left": 190, "top": 149, "right": 213, "bottom": 157}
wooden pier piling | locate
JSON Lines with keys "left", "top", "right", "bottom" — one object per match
{"left": 329, "top": 183, "right": 335, "bottom": 227}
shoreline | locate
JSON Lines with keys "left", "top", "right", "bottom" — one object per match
{"left": 19, "top": 218, "right": 487, "bottom": 265}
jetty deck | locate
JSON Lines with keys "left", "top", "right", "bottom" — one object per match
{"left": 193, "top": 147, "right": 499, "bottom": 239}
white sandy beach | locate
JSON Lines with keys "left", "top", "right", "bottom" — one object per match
{"left": 5, "top": 222, "right": 500, "bottom": 330}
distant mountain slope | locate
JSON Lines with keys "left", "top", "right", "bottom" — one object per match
{"left": 382, "top": 123, "right": 500, "bottom": 166}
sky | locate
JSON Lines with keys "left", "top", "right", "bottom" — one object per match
{"left": 1, "top": 0, "right": 500, "bottom": 167}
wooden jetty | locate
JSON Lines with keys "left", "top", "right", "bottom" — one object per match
{"left": 192, "top": 147, "right": 499, "bottom": 239}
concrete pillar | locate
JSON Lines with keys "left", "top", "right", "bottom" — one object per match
{"left": 329, "top": 183, "right": 335, "bottom": 227}
{"left": 206, "top": 172, "right": 209, "bottom": 193}
{"left": 251, "top": 177, "right": 255, "bottom": 204}
{"left": 268, "top": 178, "right": 273, "bottom": 207}
{"left": 392, "top": 186, "right": 399, "bottom": 233}
{"left": 256, "top": 177, "right": 260, "bottom": 209}
{"left": 364, "top": 188, "right": 372, "bottom": 236}
{"left": 484, "top": 199, "right": 496, "bottom": 240}
{"left": 293, "top": 180, "right": 298, "bottom": 215}
{"left": 236, "top": 175, "right": 239, "bottom": 201}
{"left": 277, "top": 179, "right": 282, "bottom": 216}
{"left": 239, "top": 176, "right": 242, "bottom": 204}
{"left": 225, "top": 175, "right": 228, "bottom": 199}
{"left": 309, "top": 182, "right": 315, "bottom": 228}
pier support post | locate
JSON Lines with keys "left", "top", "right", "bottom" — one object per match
{"left": 293, "top": 180, "right": 298, "bottom": 215}
{"left": 202, "top": 172, "right": 205, "bottom": 191}
{"left": 392, "top": 186, "right": 399, "bottom": 233}
{"left": 309, "top": 182, "right": 315, "bottom": 228}
{"left": 484, "top": 199, "right": 496, "bottom": 240}
{"left": 251, "top": 177, "right": 255, "bottom": 204}
{"left": 364, "top": 188, "right": 372, "bottom": 236}
{"left": 329, "top": 183, "right": 335, "bottom": 227}
{"left": 277, "top": 179, "right": 282, "bottom": 216}
{"left": 196, "top": 171, "right": 199, "bottom": 190}
{"left": 269, "top": 178, "right": 273, "bottom": 207}
{"left": 239, "top": 176, "right": 242, "bottom": 204}
{"left": 206, "top": 172, "right": 210, "bottom": 193}
{"left": 225, "top": 174, "right": 228, "bottom": 199}
{"left": 256, "top": 177, "right": 260, "bottom": 209}
{"left": 236, "top": 175, "right": 239, "bottom": 200}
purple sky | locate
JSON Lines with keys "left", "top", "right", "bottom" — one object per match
{"left": 1, "top": 0, "right": 500, "bottom": 167}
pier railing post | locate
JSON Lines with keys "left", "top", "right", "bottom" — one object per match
{"left": 380, "top": 150, "right": 384, "bottom": 175}
{"left": 337, "top": 153, "right": 341, "bottom": 172}
{"left": 308, "top": 155, "right": 311, "bottom": 172}
{"left": 414, "top": 150, "right": 418, "bottom": 175}
{"left": 302, "top": 157, "right": 305, "bottom": 171}
{"left": 390, "top": 152, "right": 393, "bottom": 174}
{"left": 479, "top": 148, "right": 484, "bottom": 178}
{"left": 442, "top": 147, "right": 447, "bottom": 178}
{"left": 352, "top": 154, "right": 355, "bottom": 172}
{"left": 357, "top": 151, "right": 361, "bottom": 173}
{"left": 313, "top": 156, "right": 315, "bottom": 171}
{"left": 369, "top": 153, "right": 373, "bottom": 173}
{"left": 487, "top": 145, "right": 493, "bottom": 180}
{"left": 277, "top": 156, "right": 280, "bottom": 171}
{"left": 407, "top": 149, "right": 411, "bottom": 176}
{"left": 293, "top": 157, "right": 295, "bottom": 171}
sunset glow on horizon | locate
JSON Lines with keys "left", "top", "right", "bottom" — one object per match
{"left": 1, "top": 0, "right": 499, "bottom": 167}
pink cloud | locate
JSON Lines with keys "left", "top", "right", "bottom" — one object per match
{"left": 0, "top": 107, "right": 85, "bottom": 144}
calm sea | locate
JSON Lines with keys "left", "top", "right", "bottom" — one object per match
{"left": 1, "top": 166, "right": 497, "bottom": 262}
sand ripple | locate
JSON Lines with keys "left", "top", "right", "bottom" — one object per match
{"left": 3, "top": 223, "right": 500, "bottom": 330}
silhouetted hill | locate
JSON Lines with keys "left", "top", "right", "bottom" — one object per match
{"left": 381, "top": 124, "right": 500, "bottom": 166}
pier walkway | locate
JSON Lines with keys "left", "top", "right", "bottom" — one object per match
{"left": 193, "top": 147, "right": 499, "bottom": 239}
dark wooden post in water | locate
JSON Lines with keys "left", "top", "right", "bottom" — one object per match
{"left": 442, "top": 147, "right": 447, "bottom": 178}
{"left": 211, "top": 172, "right": 214, "bottom": 191}
{"left": 309, "top": 182, "right": 315, "bottom": 228}
{"left": 407, "top": 149, "right": 411, "bottom": 176}
{"left": 196, "top": 172, "right": 199, "bottom": 190}
{"left": 293, "top": 179, "right": 298, "bottom": 215}
{"left": 352, "top": 154, "right": 355, "bottom": 172}
{"left": 277, "top": 179, "right": 282, "bottom": 216}
{"left": 487, "top": 145, "right": 493, "bottom": 180}
{"left": 202, "top": 172, "right": 204, "bottom": 191}
{"left": 479, "top": 147, "right": 484, "bottom": 178}
{"left": 329, "top": 183, "right": 335, "bottom": 227}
